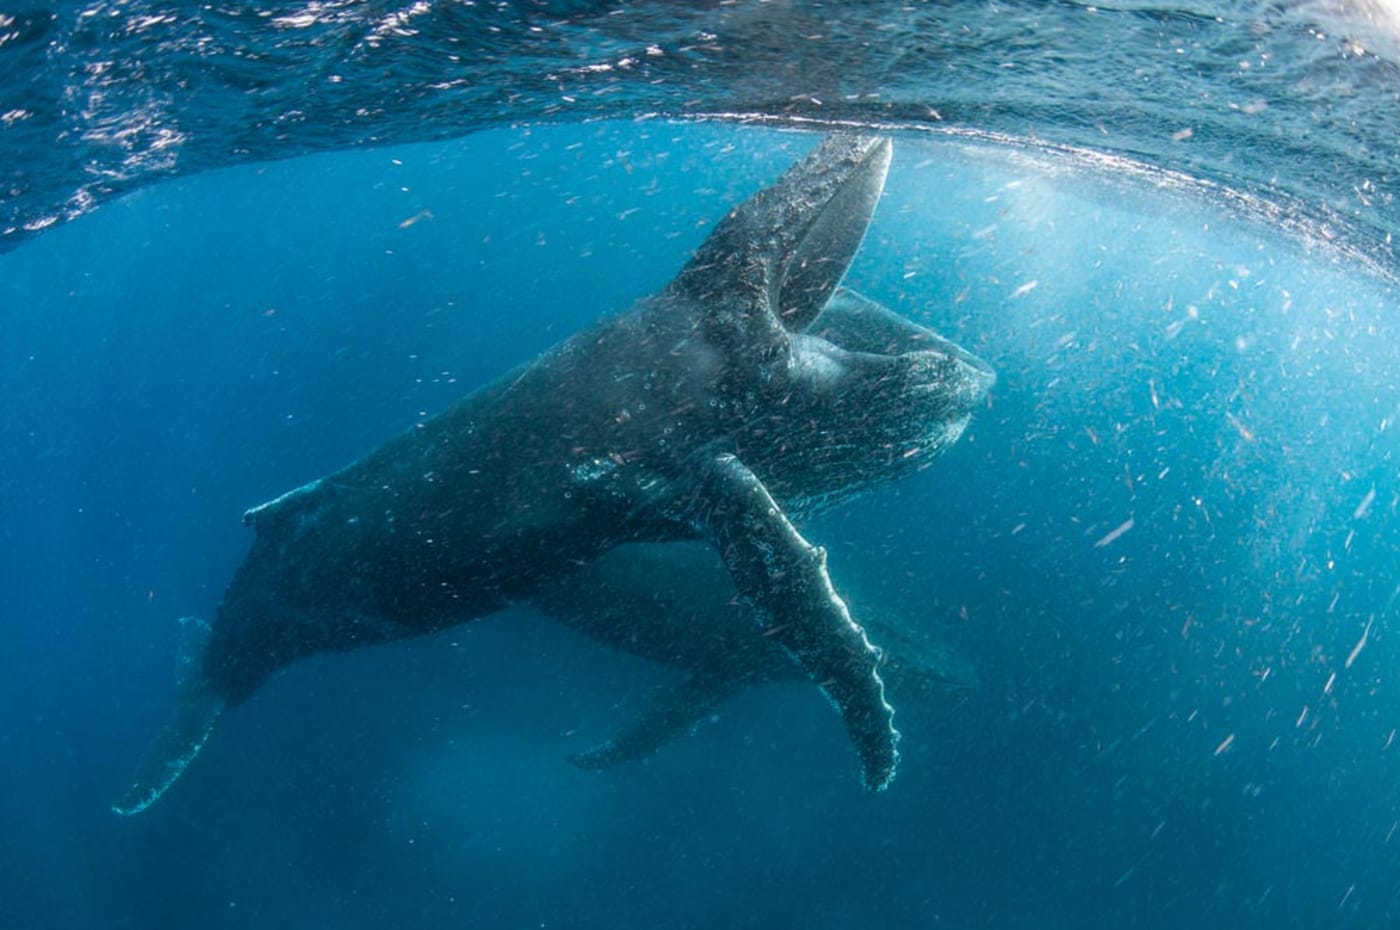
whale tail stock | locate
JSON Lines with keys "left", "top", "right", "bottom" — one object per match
{"left": 112, "top": 616, "right": 225, "bottom": 816}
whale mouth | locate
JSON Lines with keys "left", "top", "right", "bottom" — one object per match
{"left": 746, "top": 287, "right": 994, "bottom": 517}
{"left": 909, "top": 330, "right": 996, "bottom": 390}
{"left": 909, "top": 342, "right": 996, "bottom": 417}
{"left": 808, "top": 287, "right": 996, "bottom": 403}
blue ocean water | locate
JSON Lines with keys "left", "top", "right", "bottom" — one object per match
{"left": 3, "top": 4, "right": 1399, "bottom": 930}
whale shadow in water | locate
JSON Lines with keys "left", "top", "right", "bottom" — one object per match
{"left": 114, "top": 135, "right": 995, "bottom": 815}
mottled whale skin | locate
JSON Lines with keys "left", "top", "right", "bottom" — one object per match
{"left": 114, "top": 135, "right": 996, "bottom": 814}
{"left": 532, "top": 537, "right": 979, "bottom": 769}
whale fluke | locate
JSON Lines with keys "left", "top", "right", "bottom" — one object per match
{"left": 112, "top": 617, "right": 225, "bottom": 815}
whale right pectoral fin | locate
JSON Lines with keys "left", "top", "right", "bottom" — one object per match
{"left": 670, "top": 134, "right": 892, "bottom": 354}
{"left": 569, "top": 673, "right": 742, "bottom": 771}
{"left": 691, "top": 453, "right": 900, "bottom": 791}
{"left": 112, "top": 617, "right": 225, "bottom": 816}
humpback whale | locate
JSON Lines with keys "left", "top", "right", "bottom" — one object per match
{"left": 531, "top": 537, "right": 978, "bottom": 769}
{"left": 113, "top": 135, "right": 996, "bottom": 815}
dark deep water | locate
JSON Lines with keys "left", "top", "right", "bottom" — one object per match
{"left": 3, "top": 3, "right": 1399, "bottom": 929}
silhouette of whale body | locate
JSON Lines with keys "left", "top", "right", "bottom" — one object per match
{"left": 113, "top": 135, "right": 995, "bottom": 814}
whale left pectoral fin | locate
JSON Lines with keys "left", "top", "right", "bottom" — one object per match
{"left": 569, "top": 673, "right": 742, "bottom": 770}
{"left": 691, "top": 453, "right": 900, "bottom": 790}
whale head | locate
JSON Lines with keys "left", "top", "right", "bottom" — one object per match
{"left": 761, "top": 286, "right": 996, "bottom": 514}
{"left": 671, "top": 133, "right": 995, "bottom": 512}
